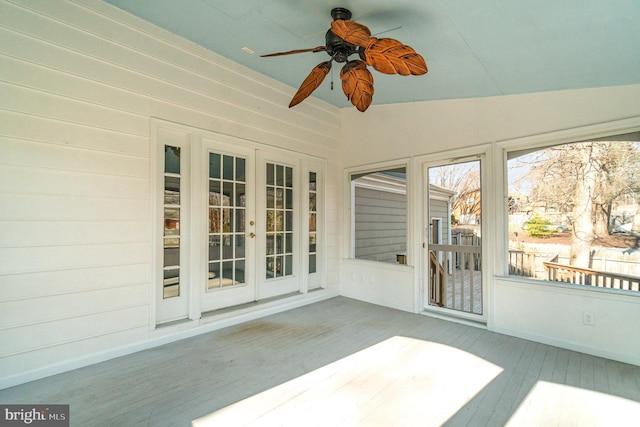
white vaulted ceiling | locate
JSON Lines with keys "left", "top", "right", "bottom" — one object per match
{"left": 102, "top": 0, "right": 640, "bottom": 109}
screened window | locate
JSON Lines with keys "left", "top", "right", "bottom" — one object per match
{"left": 507, "top": 134, "right": 640, "bottom": 292}
{"left": 351, "top": 167, "right": 407, "bottom": 264}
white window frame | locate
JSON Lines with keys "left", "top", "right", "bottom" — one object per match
{"left": 150, "top": 121, "right": 195, "bottom": 326}
{"left": 497, "top": 117, "right": 640, "bottom": 296}
{"left": 345, "top": 160, "right": 411, "bottom": 265}
{"left": 305, "top": 159, "right": 326, "bottom": 290}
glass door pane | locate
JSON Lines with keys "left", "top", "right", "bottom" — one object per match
{"left": 265, "top": 162, "right": 294, "bottom": 279}
{"left": 200, "top": 139, "right": 255, "bottom": 313}
{"left": 207, "top": 152, "right": 247, "bottom": 290}
{"left": 257, "top": 152, "right": 300, "bottom": 299}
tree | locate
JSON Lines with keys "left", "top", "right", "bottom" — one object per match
{"left": 429, "top": 161, "right": 481, "bottom": 223}
{"left": 591, "top": 142, "right": 640, "bottom": 235}
{"left": 632, "top": 212, "right": 640, "bottom": 248}
{"left": 515, "top": 140, "right": 640, "bottom": 268}
{"left": 523, "top": 213, "right": 556, "bottom": 238}
{"left": 569, "top": 144, "right": 599, "bottom": 267}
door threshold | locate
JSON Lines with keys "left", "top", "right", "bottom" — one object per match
{"left": 156, "top": 317, "right": 194, "bottom": 329}
{"left": 198, "top": 289, "right": 333, "bottom": 325}
{"left": 420, "top": 309, "right": 487, "bottom": 329}
{"left": 202, "top": 291, "right": 302, "bottom": 319}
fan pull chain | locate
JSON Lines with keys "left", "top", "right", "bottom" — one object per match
{"left": 330, "top": 62, "right": 334, "bottom": 90}
{"left": 326, "top": 57, "right": 335, "bottom": 91}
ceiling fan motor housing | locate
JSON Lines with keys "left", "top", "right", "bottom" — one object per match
{"left": 330, "top": 7, "right": 352, "bottom": 21}
{"left": 326, "top": 7, "right": 358, "bottom": 63}
{"left": 325, "top": 29, "right": 357, "bottom": 63}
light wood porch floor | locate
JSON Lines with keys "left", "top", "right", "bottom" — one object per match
{"left": 440, "top": 270, "right": 483, "bottom": 315}
{"left": 2, "top": 297, "right": 640, "bottom": 426}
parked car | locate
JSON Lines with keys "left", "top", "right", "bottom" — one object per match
{"left": 613, "top": 223, "right": 632, "bottom": 233}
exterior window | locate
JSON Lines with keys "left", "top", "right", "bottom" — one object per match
{"left": 507, "top": 137, "right": 640, "bottom": 292}
{"left": 351, "top": 167, "right": 407, "bottom": 264}
{"left": 163, "top": 145, "right": 181, "bottom": 298}
{"left": 309, "top": 172, "right": 317, "bottom": 274}
{"left": 266, "top": 163, "right": 294, "bottom": 279}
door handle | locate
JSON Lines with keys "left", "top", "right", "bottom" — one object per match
{"left": 248, "top": 232, "right": 256, "bottom": 238}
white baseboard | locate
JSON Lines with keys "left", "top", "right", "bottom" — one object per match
{"left": 491, "top": 325, "right": 640, "bottom": 367}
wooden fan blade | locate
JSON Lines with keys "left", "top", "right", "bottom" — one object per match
{"left": 289, "top": 61, "right": 332, "bottom": 108}
{"left": 330, "top": 20, "right": 372, "bottom": 48}
{"left": 364, "top": 38, "right": 428, "bottom": 76}
{"left": 340, "top": 60, "right": 374, "bottom": 112}
{"left": 261, "top": 46, "right": 326, "bottom": 57}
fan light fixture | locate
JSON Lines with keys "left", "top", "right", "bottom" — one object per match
{"left": 261, "top": 7, "right": 428, "bottom": 112}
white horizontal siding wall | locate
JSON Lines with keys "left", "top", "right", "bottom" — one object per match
{"left": 0, "top": 0, "right": 341, "bottom": 386}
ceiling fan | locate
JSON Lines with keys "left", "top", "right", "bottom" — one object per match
{"left": 261, "top": 8, "right": 428, "bottom": 112}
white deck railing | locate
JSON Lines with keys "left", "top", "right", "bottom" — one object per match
{"left": 429, "top": 244, "right": 482, "bottom": 314}
{"left": 543, "top": 258, "right": 640, "bottom": 291}
{"left": 509, "top": 250, "right": 640, "bottom": 291}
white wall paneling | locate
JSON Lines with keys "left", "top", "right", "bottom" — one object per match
{"left": 2, "top": 0, "right": 639, "bottom": 388}
{"left": 341, "top": 259, "right": 415, "bottom": 312}
{"left": 340, "top": 89, "right": 640, "bottom": 365}
{"left": 0, "top": 0, "right": 341, "bottom": 388}
{"left": 493, "top": 278, "right": 640, "bottom": 366}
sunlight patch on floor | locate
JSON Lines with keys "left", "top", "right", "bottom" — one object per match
{"left": 192, "top": 336, "right": 502, "bottom": 426}
{"left": 507, "top": 380, "right": 640, "bottom": 427}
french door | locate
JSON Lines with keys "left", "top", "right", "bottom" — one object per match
{"left": 200, "top": 138, "right": 257, "bottom": 312}
{"left": 255, "top": 151, "right": 300, "bottom": 300}
{"left": 200, "top": 143, "right": 300, "bottom": 311}
{"left": 155, "top": 122, "right": 308, "bottom": 323}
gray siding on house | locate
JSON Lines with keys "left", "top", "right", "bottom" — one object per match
{"left": 354, "top": 187, "right": 407, "bottom": 263}
{"left": 430, "top": 198, "right": 450, "bottom": 244}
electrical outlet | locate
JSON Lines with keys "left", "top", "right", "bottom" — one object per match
{"left": 583, "top": 311, "right": 595, "bottom": 326}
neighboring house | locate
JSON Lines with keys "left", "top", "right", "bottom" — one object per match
{"left": 352, "top": 173, "right": 454, "bottom": 263}
{"left": 427, "top": 184, "right": 456, "bottom": 246}
{"left": 353, "top": 172, "right": 408, "bottom": 263}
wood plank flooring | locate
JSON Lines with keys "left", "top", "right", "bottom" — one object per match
{"left": 442, "top": 270, "right": 482, "bottom": 314}
{"left": 2, "top": 297, "right": 639, "bottom": 426}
